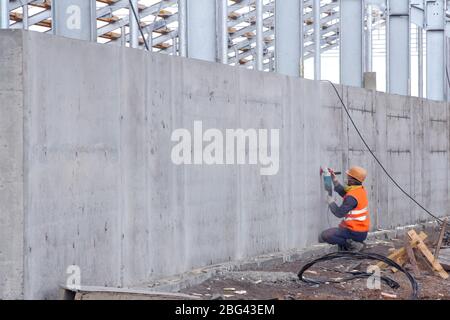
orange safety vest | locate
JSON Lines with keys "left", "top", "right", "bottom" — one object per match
{"left": 339, "top": 186, "right": 370, "bottom": 232}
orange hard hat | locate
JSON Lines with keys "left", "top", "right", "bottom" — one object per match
{"left": 346, "top": 166, "right": 367, "bottom": 183}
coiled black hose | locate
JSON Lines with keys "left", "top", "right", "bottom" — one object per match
{"left": 298, "top": 251, "right": 419, "bottom": 299}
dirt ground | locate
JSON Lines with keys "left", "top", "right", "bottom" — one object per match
{"left": 181, "top": 229, "right": 450, "bottom": 300}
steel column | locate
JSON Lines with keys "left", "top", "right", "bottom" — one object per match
{"left": 418, "top": 26, "right": 424, "bottom": 98}
{"left": 313, "top": 0, "right": 321, "bottom": 80}
{"left": 23, "top": 3, "right": 28, "bottom": 30}
{"left": 129, "top": 0, "right": 139, "bottom": 48}
{"left": 256, "top": 0, "right": 264, "bottom": 71}
{"left": 220, "top": 0, "right": 228, "bottom": 64}
{"left": 340, "top": 0, "right": 363, "bottom": 87}
{"left": 446, "top": 37, "right": 450, "bottom": 101}
{"left": 178, "top": 0, "right": 187, "bottom": 57}
{"left": 172, "top": 36, "right": 177, "bottom": 55}
{"left": 121, "top": 25, "right": 126, "bottom": 47}
{"left": 427, "top": 31, "right": 445, "bottom": 100}
{"left": 1, "top": 0, "right": 9, "bottom": 29}
{"left": 387, "top": 0, "right": 410, "bottom": 95}
{"left": 365, "top": 4, "right": 373, "bottom": 72}
{"left": 425, "top": 0, "right": 445, "bottom": 101}
{"left": 275, "top": 0, "right": 301, "bottom": 77}
{"left": 187, "top": 0, "right": 217, "bottom": 62}
{"left": 300, "top": 0, "right": 304, "bottom": 77}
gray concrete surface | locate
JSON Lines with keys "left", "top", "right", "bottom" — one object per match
{"left": 0, "top": 30, "right": 449, "bottom": 299}
{"left": 0, "top": 30, "right": 25, "bottom": 299}
{"left": 363, "top": 72, "right": 377, "bottom": 91}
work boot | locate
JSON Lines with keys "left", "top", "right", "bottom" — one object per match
{"left": 318, "top": 234, "right": 325, "bottom": 243}
{"left": 345, "top": 239, "right": 366, "bottom": 252}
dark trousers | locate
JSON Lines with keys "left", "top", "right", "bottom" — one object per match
{"left": 319, "top": 227, "right": 368, "bottom": 246}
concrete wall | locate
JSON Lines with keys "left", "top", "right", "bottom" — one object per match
{"left": 0, "top": 30, "right": 25, "bottom": 300}
{"left": 0, "top": 30, "right": 449, "bottom": 299}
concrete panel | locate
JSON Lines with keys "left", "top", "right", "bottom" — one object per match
{"left": 373, "top": 92, "right": 390, "bottom": 229}
{"left": 21, "top": 31, "right": 123, "bottom": 299}
{"left": 319, "top": 82, "right": 349, "bottom": 230}
{"left": 290, "top": 78, "right": 326, "bottom": 248}
{"left": 302, "top": 79, "right": 325, "bottom": 245}
{"left": 346, "top": 87, "right": 378, "bottom": 228}
{"left": 180, "top": 58, "right": 240, "bottom": 268}
{"left": 423, "top": 100, "right": 449, "bottom": 217}
{"left": 385, "top": 95, "right": 413, "bottom": 227}
{"left": 347, "top": 87, "right": 376, "bottom": 151}
{"left": 0, "top": 30, "right": 24, "bottom": 300}
{"left": 118, "top": 46, "right": 149, "bottom": 286}
{"left": 237, "top": 69, "right": 284, "bottom": 256}
{"left": 410, "top": 98, "right": 425, "bottom": 224}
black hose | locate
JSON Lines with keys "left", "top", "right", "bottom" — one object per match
{"left": 342, "top": 271, "right": 400, "bottom": 290}
{"left": 324, "top": 80, "right": 445, "bottom": 225}
{"left": 298, "top": 251, "right": 419, "bottom": 299}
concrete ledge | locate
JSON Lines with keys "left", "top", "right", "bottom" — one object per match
{"left": 60, "top": 285, "right": 202, "bottom": 300}
{"left": 367, "top": 218, "right": 446, "bottom": 241}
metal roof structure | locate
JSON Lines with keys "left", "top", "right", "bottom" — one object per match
{"left": 1, "top": 0, "right": 450, "bottom": 101}
{"left": 2, "top": 1, "right": 377, "bottom": 67}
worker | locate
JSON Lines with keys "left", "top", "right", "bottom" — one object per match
{"left": 319, "top": 166, "right": 370, "bottom": 252}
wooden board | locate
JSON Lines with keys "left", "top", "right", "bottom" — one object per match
{"left": 407, "top": 230, "right": 449, "bottom": 280}
{"left": 404, "top": 236, "right": 420, "bottom": 277}
{"left": 60, "top": 285, "right": 202, "bottom": 300}
{"left": 376, "top": 231, "right": 427, "bottom": 269}
{"left": 434, "top": 219, "right": 448, "bottom": 259}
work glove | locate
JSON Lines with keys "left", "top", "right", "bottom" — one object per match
{"left": 328, "top": 168, "right": 338, "bottom": 183}
{"left": 326, "top": 195, "right": 336, "bottom": 205}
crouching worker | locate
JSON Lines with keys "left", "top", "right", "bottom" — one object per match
{"left": 319, "top": 166, "right": 370, "bottom": 252}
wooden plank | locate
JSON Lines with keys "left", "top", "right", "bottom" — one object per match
{"left": 376, "top": 231, "right": 427, "bottom": 269}
{"left": 157, "top": 9, "right": 173, "bottom": 19}
{"left": 404, "top": 236, "right": 420, "bottom": 277}
{"left": 390, "top": 253, "right": 409, "bottom": 273}
{"left": 60, "top": 285, "right": 202, "bottom": 300}
{"left": 391, "top": 234, "right": 425, "bottom": 274}
{"left": 229, "top": 12, "right": 241, "bottom": 20}
{"left": 407, "top": 230, "right": 449, "bottom": 279}
{"left": 434, "top": 218, "right": 448, "bottom": 259}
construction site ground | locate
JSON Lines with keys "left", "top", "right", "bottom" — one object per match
{"left": 180, "top": 227, "right": 450, "bottom": 300}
